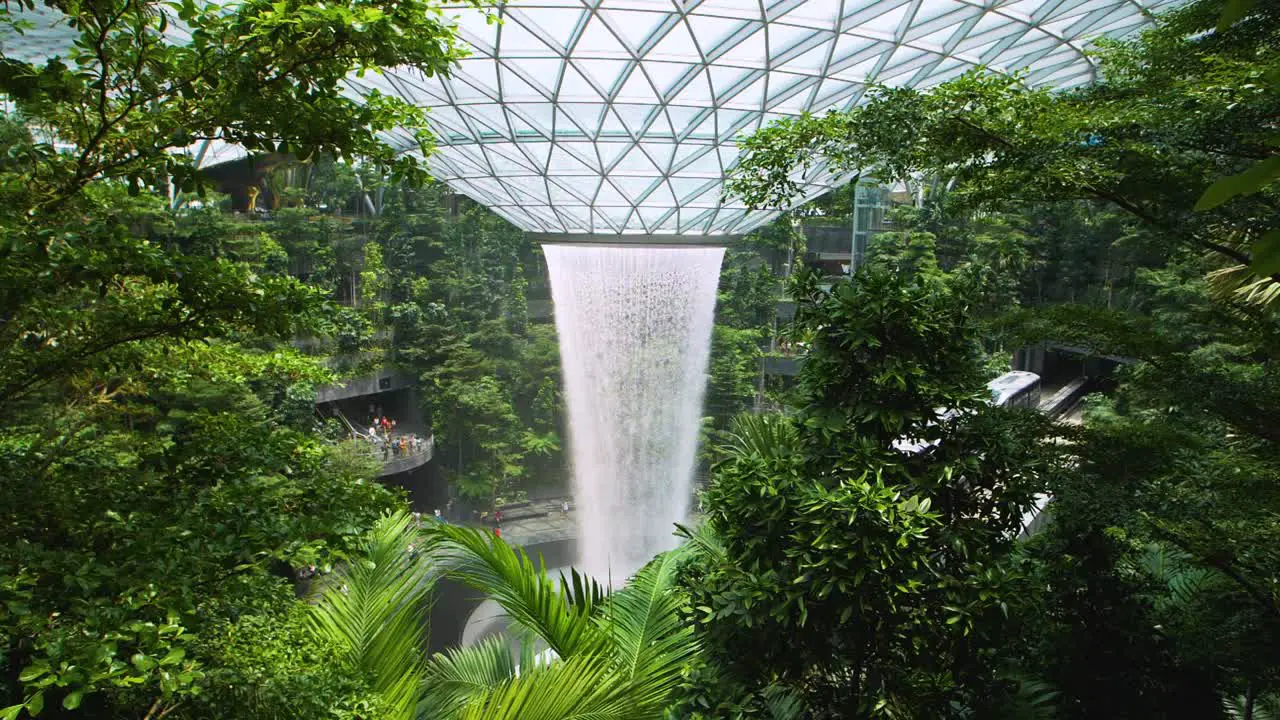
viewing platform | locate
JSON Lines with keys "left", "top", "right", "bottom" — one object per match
{"left": 363, "top": 432, "right": 434, "bottom": 478}
{"left": 315, "top": 365, "right": 433, "bottom": 481}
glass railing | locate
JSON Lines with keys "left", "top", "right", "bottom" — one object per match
{"left": 350, "top": 431, "right": 435, "bottom": 476}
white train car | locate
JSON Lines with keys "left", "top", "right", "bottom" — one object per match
{"left": 893, "top": 372, "right": 1042, "bottom": 454}
{"left": 987, "top": 370, "right": 1042, "bottom": 409}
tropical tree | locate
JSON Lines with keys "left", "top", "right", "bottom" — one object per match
{"left": 380, "top": 191, "right": 563, "bottom": 506}
{"left": 721, "top": 5, "right": 1280, "bottom": 710}
{"left": 0, "top": 0, "right": 474, "bottom": 714}
{"left": 677, "top": 262, "right": 1066, "bottom": 719}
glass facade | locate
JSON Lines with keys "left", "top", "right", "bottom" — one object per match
{"left": 851, "top": 182, "right": 890, "bottom": 272}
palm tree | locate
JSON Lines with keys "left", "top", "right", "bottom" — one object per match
{"left": 312, "top": 509, "right": 811, "bottom": 719}
{"left": 308, "top": 511, "right": 434, "bottom": 720}
{"left": 419, "top": 522, "right": 699, "bottom": 719}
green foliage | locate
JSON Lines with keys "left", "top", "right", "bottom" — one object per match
{"left": 990, "top": 259, "right": 1280, "bottom": 715}
{"left": 703, "top": 326, "right": 762, "bottom": 431}
{"left": 0, "top": 0, "right": 477, "bottom": 211}
{"left": 422, "top": 524, "right": 699, "bottom": 719}
{"left": 381, "top": 191, "right": 563, "bottom": 507}
{"left": 189, "top": 601, "right": 386, "bottom": 720}
{"left": 679, "top": 264, "right": 1064, "bottom": 719}
{"left": 309, "top": 511, "right": 433, "bottom": 720}
{"left": 725, "top": 9, "right": 1280, "bottom": 710}
{"left": 1197, "top": 155, "right": 1280, "bottom": 211}
{"left": 0, "top": 0, "right": 470, "bottom": 709}
{"left": 0, "top": 337, "right": 397, "bottom": 715}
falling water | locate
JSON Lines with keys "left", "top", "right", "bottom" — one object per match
{"left": 543, "top": 244, "right": 725, "bottom": 583}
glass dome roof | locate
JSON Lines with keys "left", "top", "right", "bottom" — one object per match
{"left": 1, "top": 0, "right": 1181, "bottom": 235}
{"left": 354, "top": 0, "right": 1180, "bottom": 235}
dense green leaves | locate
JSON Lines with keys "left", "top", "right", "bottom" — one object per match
{"left": 1196, "top": 156, "right": 1280, "bottom": 211}
{"left": 309, "top": 511, "right": 433, "bottom": 720}
{"left": 422, "top": 524, "right": 699, "bottom": 720}
{"left": 0, "top": 0, "right": 470, "bottom": 713}
{"left": 678, "top": 262, "right": 1064, "bottom": 719}
{"left": 0, "top": 0, "right": 477, "bottom": 211}
{"left": 377, "top": 189, "right": 564, "bottom": 508}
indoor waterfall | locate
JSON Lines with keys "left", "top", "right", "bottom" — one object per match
{"left": 543, "top": 244, "right": 725, "bottom": 583}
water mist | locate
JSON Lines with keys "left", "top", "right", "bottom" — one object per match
{"left": 542, "top": 244, "right": 724, "bottom": 583}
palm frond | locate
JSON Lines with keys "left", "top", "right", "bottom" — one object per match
{"left": 422, "top": 635, "right": 520, "bottom": 718}
{"left": 763, "top": 684, "right": 806, "bottom": 720}
{"left": 723, "top": 413, "right": 800, "bottom": 461}
{"left": 309, "top": 510, "right": 432, "bottom": 720}
{"left": 600, "top": 549, "right": 698, "bottom": 691}
{"left": 1010, "top": 678, "right": 1060, "bottom": 719}
{"left": 1206, "top": 265, "right": 1280, "bottom": 308}
{"left": 1224, "top": 692, "right": 1280, "bottom": 720}
{"left": 1131, "top": 543, "right": 1223, "bottom": 611}
{"left": 454, "top": 654, "right": 652, "bottom": 720}
{"left": 1134, "top": 543, "right": 1182, "bottom": 584}
{"left": 1166, "top": 567, "right": 1218, "bottom": 607}
{"left": 675, "top": 519, "right": 725, "bottom": 563}
{"left": 425, "top": 523, "right": 607, "bottom": 659}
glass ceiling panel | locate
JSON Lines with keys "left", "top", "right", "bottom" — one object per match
{"left": 576, "top": 15, "right": 625, "bottom": 54}
{"left": 648, "top": 20, "right": 699, "bottom": 58}
{"left": 527, "top": 8, "right": 585, "bottom": 47}
{"left": 602, "top": 9, "right": 670, "bottom": 49}
{"left": 0, "top": 0, "right": 1172, "bottom": 235}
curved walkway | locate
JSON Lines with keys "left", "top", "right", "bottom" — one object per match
{"left": 496, "top": 508, "right": 578, "bottom": 548}
{"left": 457, "top": 500, "right": 705, "bottom": 551}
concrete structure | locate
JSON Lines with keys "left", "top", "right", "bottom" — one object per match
{"left": 315, "top": 369, "right": 418, "bottom": 404}
{"left": 314, "top": 367, "right": 448, "bottom": 509}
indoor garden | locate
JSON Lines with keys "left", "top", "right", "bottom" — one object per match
{"left": 0, "top": 0, "right": 1277, "bottom": 717}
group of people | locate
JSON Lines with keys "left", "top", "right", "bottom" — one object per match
{"left": 475, "top": 508, "right": 505, "bottom": 538}
{"left": 354, "top": 405, "right": 429, "bottom": 461}
{"left": 364, "top": 431, "right": 428, "bottom": 460}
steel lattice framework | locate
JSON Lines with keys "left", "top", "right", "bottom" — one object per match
{"left": 1, "top": 0, "right": 1183, "bottom": 234}
{"left": 354, "top": 0, "right": 1180, "bottom": 235}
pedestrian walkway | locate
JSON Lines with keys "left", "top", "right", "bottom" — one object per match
{"left": 500, "top": 510, "right": 577, "bottom": 547}
{"left": 468, "top": 499, "right": 705, "bottom": 550}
